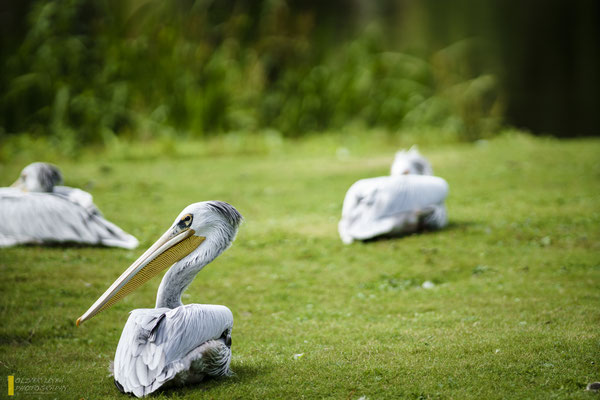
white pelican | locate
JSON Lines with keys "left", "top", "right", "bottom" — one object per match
{"left": 77, "top": 201, "right": 243, "bottom": 397}
{"left": 339, "top": 147, "right": 448, "bottom": 244}
{"left": 338, "top": 175, "right": 449, "bottom": 243}
{"left": 0, "top": 162, "right": 138, "bottom": 249}
{"left": 390, "top": 145, "right": 433, "bottom": 176}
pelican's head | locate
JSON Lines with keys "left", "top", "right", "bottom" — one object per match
{"left": 76, "top": 201, "right": 242, "bottom": 326}
{"left": 390, "top": 146, "right": 433, "bottom": 176}
{"left": 11, "top": 162, "right": 63, "bottom": 192}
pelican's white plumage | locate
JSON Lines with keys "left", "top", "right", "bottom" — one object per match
{"left": 340, "top": 147, "right": 447, "bottom": 243}
{"left": 114, "top": 305, "right": 233, "bottom": 397}
{"left": 0, "top": 163, "right": 138, "bottom": 248}
{"left": 78, "top": 201, "right": 242, "bottom": 397}
{"left": 338, "top": 175, "right": 448, "bottom": 243}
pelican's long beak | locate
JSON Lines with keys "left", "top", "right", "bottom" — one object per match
{"left": 76, "top": 226, "right": 205, "bottom": 326}
{"left": 10, "top": 178, "right": 25, "bottom": 190}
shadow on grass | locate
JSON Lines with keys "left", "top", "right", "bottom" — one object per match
{"left": 8, "top": 242, "right": 128, "bottom": 249}
{"left": 154, "top": 363, "right": 269, "bottom": 398}
{"left": 361, "top": 219, "right": 476, "bottom": 244}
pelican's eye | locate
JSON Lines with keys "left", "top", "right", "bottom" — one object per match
{"left": 180, "top": 214, "right": 193, "bottom": 227}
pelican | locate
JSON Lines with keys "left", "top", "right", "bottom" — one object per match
{"left": 0, "top": 162, "right": 138, "bottom": 248}
{"left": 390, "top": 145, "right": 433, "bottom": 176}
{"left": 77, "top": 201, "right": 243, "bottom": 397}
{"left": 339, "top": 147, "right": 448, "bottom": 244}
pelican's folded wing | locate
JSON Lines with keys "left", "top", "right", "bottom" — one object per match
{"left": 53, "top": 186, "right": 101, "bottom": 216}
{"left": 113, "top": 304, "right": 233, "bottom": 398}
{"left": 0, "top": 190, "right": 138, "bottom": 248}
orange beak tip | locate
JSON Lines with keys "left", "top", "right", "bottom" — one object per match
{"left": 76, "top": 318, "right": 81, "bottom": 327}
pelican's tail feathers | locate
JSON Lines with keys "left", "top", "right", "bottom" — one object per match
{"left": 92, "top": 215, "right": 139, "bottom": 249}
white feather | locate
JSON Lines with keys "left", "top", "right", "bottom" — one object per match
{"left": 53, "top": 186, "right": 99, "bottom": 215}
{"left": 113, "top": 305, "right": 233, "bottom": 397}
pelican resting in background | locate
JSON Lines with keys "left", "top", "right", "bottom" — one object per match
{"left": 338, "top": 175, "right": 449, "bottom": 243}
{"left": 390, "top": 145, "right": 433, "bottom": 176}
{"left": 339, "top": 146, "right": 447, "bottom": 244}
{"left": 0, "top": 162, "right": 138, "bottom": 249}
{"left": 77, "top": 201, "right": 243, "bottom": 397}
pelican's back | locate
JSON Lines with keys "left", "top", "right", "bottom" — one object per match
{"left": 0, "top": 190, "right": 138, "bottom": 248}
{"left": 52, "top": 186, "right": 100, "bottom": 215}
{"left": 113, "top": 304, "right": 233, "bottom": 397}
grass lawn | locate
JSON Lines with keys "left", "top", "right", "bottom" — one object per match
{"left": 0, "top": 132, "right": 599, "bottom": 399}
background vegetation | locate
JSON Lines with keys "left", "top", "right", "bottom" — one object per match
{"left": 1, "top": 0, "right": 597, "bottom": 158}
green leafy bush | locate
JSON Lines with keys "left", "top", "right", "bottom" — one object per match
{"left": 0, "top": 0, "right": 503, "bottom": 151}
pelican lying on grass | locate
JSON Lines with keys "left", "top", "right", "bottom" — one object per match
{"left": 0, "top": 162, "right": 138, "bottom": 248}
{"left": 339, "top": 175, "right": 449, "bottom": 243}
{"left": 77, "top": 201, "right": 242, "bottom": 398}
{"left": 339, "top": 147, "right": 448, "bottom": 244}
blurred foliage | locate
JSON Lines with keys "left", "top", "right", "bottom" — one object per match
{"left": 391, "top": 0, "right": 600, "bottom": 137}
{"left": 0, "top": 0, "right": 503, "bottom": 152}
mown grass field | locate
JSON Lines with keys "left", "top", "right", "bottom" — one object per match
{"left": 0, "top": 132, "right": 599, "bottom": 399}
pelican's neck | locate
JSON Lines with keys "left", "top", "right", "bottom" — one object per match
{"left": 155, "top": 261, "right": 203, "bottom": 309}
{"left": 155, "top": 233, "right": 230, "bottom": 309}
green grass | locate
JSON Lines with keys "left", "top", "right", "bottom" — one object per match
{"left": 0, "top": 132, "right": 599, "bottom": 399}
